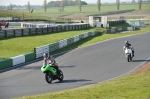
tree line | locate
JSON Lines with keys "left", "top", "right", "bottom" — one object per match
{"left": 7, "top": 0, "right": 143, "bottom": 12}
{"left": 28, "top": 0, "right": 143, "bottom": 12}
{"left": 47, "top": 0, "right": 87, "bottom": 7}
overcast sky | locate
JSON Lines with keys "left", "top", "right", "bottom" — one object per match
{"left": 1, "top": 0, "right": 134, "bottom": 5}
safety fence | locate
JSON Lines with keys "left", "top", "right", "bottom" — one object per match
{"left": 0, "top": 52, "right": 35, "bottom": 70}
{"left": 127, "top": 21, "right": 150, "bottom": 28}
{"left": 104, "top": 27, "right": 136, "bottom": 34}
{"left": 0, "top": 31, "right": 99, "bottom": 70}
{"left": 0, "top": 24, "right": 90, "bottom": 38}
{"left": 108, "top": 20, "right": 125, "bottom": 26}
{"left": 34, "top": 31, "right": 99, "bottom": 58}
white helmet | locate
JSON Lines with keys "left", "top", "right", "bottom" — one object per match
{"left": 125, "top": 40, "right": 129, "bottom": 44}
{"left": 43, "top": 53, "right": 48, "bottom": 58}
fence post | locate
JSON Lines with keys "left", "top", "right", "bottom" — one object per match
{"left": 13, "top": 30, "right": 15, "bottom": 37}
{"left": 47, "top": 27, "right": 48, "bottom": 33}
{"left": 55, "top": 26, "right": 58, "bottom": 32}
{"left": 42, "top": 28, "right": 43, "bottom": 34}
{"left": 4, "top": 30, "right": 7, "bottom": 38}
{"left": 34, "top": 48, "right": 36, "bottom": 59}
{"left": 29, "top": 28, "right": 31, "bottom": 35}
{"left": 52, "top": 27, "right": 54, "bottom": 32}
{"left": 21, "top": 29, "right": 24, "bottom": 36}
{"left": 36, "top": 28, "right": 37, "bottom": 34}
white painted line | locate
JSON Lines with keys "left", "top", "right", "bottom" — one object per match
{"left": 103, "top": 56, "right": 150, "bottom": 82}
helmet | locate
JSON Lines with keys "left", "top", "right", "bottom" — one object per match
{"left": 43, "top": 53, "right": 48, "bottom": 58}
{"left": 125, "top": 40, "right": 129, "bottom": 44}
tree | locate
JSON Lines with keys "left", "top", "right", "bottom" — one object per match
{"left": 27, "top": 1, "right": 30, "bottom": 13}
{"left": 131, "top": 0, "right": 135, "bottom": 3}
{"left": 116, "top": 0, "right": 120, "bottom": 10}
{"left": 97, "top": 0, "right": 101, "bottom": 11}
{"left": 44, "top": 0, "right": 47, "bottom": 12}
{"left": 61, "top": 0, "right": 64, "bottom": 12}
{"left": 68, "top": 0, "right": 72, "bottom": 6}
{"left": 75, "top": 0, "right": 78, "bottom": 5}
{"left": 78, "top": 0, "right": 81, "bottom": 12}
{"left": 10, "top": 3, "right": 12, "bottom": 10}
{"left": 138, "top": 0, "right": 142, "bottom": 10}
{"left": 81, "top": 1, "right": 87, "bottom": 5}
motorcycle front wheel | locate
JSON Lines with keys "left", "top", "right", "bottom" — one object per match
{"left": 45, "top": 71, "right": 53, "bottom": 83}
{"left": 130, "top": 54, "right": 132, "bottom": 61}
{"left": 57, "top": 69, "right": 64, "bottom": 81}
{"left": 127, "top": 55, "right": 130, "bottom": 62}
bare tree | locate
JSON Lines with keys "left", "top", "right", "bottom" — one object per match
{"left": 44, "top": 0, "right": 47, "bottom": 12}
{"left": 27, "top": 1, "right": 30, "bottom": 13}
{"left": 138, "top": 0, "right": 142, "bottom": 10}
{"left": 10, "top": 3, "right": 12, "bottom": 10}
{"left": 131, "top": 0, "right": 136, "bottom": 3}
{"left": 116, "top": 0, "right": 120, "bottom": 10}
{"left": 78, "top": 0, "right": 81, "bottom": 12}
{"left": 97, "top": 0, "right": 101, "bottom": 11}
{"left": 61, "top": 0, "right": 64, "bottom": 12}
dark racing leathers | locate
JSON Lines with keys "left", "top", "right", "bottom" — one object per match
{"left": 123, "top": 43, "right": 134, "bottom": 57}
{"left": 43, "top": 56, "right": 59, "bottom": 74}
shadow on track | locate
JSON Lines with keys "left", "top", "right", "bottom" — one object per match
{"left": 55, "top": 79, "right": 92, "bottom": 84}
{"left": 132, "top": 60, "right": 150, "bottom": 62}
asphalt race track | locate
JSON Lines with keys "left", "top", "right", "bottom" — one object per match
{"left": 0, "top": 32, "right": 150, "bottom": 99}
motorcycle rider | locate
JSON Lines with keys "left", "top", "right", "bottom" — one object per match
{"left": 43, "top": 53, "right": 59, "bottom": 74}
{"left": 123, "top": 40, "right": 134, "bottom": 57}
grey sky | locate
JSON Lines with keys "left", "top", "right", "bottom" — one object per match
{"left": 1, "top": 0, "right": 133, "bottom": 5}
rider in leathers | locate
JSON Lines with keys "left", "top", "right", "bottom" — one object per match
{"left": 123, "top": 40, "right": 134, "bottom": 57}
{"left": 43, "top": 53, "right": 59, "bottom": 74}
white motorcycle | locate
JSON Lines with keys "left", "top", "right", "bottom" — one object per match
{"left": 124, "top": 46, "right": 133, "bottom": 62}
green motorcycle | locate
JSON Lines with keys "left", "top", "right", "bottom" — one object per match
{"left": 41, "top": 63, "right": 64, "bottom": 83}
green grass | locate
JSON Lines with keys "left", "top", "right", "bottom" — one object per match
{"left": 12, "top": 64, "right": 150, "bottom": 99}
{"left": 1, "top": 3, "right": 150, "bottom": 19}
{"left": 0, "top": 28, "right": 103, "bottom": 60}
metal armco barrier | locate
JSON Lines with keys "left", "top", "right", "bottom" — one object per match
{"left": 0, "top": 52, "right": 35, "bottom": 70}
{"left": 34, "top": 31, "right": 99, "bottom": 59}
{"left": 104, "top": 27, "right": 136, "bottom": 34}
